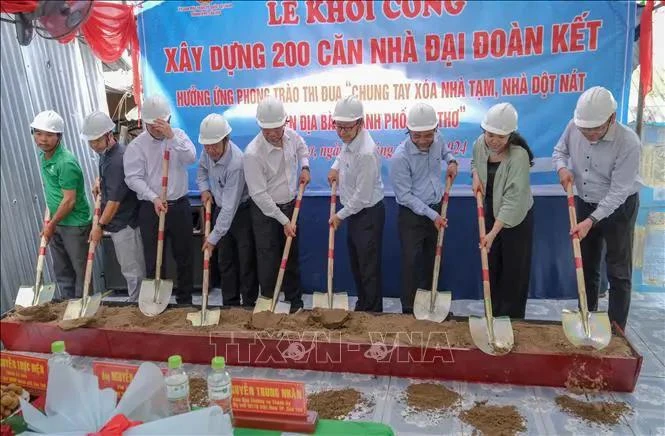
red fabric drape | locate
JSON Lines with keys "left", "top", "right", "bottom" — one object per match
{"left": 640, "top": 0, "right": 654, "bottom": 97}
{"left": 60, "top": 2, "right": 142, "bottom": 108}
{"left": 0, "top": 0, "right": 38, "bottom": 14}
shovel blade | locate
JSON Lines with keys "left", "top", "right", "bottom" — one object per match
{"left": 469, "top": 315, "right": 514, "bottom": 356}
{"left": 81, "top": 294, "right": 102, "bottom": 318}
{"left": 413, "top": 289, "right": 451, "bottom": 323}
{"left": 62, "top": 298, "right": 83, "bottom": 321}
{"left": 312, "top": 291, "right": 331, "bottom": 309}
{"left": 253, "top": 296, "right": 274, "bottom": 314}
{"left": 561, "top": 309, "right": 612, "bottom": 350}
{"left": 187, "top": 309, "right": 221, "bottom": 326}
{"left": 138, "top": 279, "right": 173, "bottom": 317}
{"left": 61, "top": 294, "right": 102, "bottom": 321}
{"left": 332, "top": 292, "right": 349, "bottom": 311}
{"left": 15, "top": 284, "right": 56, "bottom": 308}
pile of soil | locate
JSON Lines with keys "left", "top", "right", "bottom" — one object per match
{"left": 4, "top": 302, "right": 634, "bottom": 357}
{"left": 189, "top": 377, "right": 209, "bottom": 408}
{"left": 307, "top": 388, "right": 362, "bottom": 419}
{"left": 405, "top": 383, "right": 461, "bottom": 411}
{"left": 555, "top": 395, "right": 632, "bottom": 426}
{"left": 459, "top": 400, "right": 526, "bottom": 436}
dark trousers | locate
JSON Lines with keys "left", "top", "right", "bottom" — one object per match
{"left": 139, "top": 197, "right": 194, "bottom": 304}
{"left": 50, "top": 224, "right": 91, "bottom": 299}
{"left": 348, "top": 200, "right": 385, "bottom": 312}
{"left": 397, "top": 205, "right": 438, "bottom": 314}
{"left": 575, "top": 193, "right": 639, "bottom": 331}
{"left": 250, "top": 200, "right": 303, "bottom": 308}
{"left": 485, "top": 205, "right": 533, "bottom": 318}
{"left": 213, "top": 202, "right": 258, "bottom": 307}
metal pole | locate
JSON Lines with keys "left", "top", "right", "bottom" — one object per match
{"left": 636, "top": 78, "right": 645, "bottom": 139}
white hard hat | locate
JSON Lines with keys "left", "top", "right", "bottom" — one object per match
{"left": 31, "top": 110, "right": 64, "bottom": 133}
{"left": 332, "top": 95, "right": 364, "bottom": 122}
{"left": 574, "top": 86, "right": 617, "bottom": 128}
{"left": 80, "top": 111, "right": 115, "bottom": 141}
{"left": 407, "top": 103, "right": 438, "bottom": 131}
{"left": 199, "top": 113, "right": 232, "bottom": 144}
{"left": 481, "top": 103, "right": 518, "bottom": 135}
{"left": 142, "top": 95, "right": 171, "bottom": 124}
{"left": 256, "top": 96, "right": 287, "bottom": 128}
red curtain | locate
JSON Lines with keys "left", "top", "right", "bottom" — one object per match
{"left": 639, "top": 0, "right": 654, "bottom": 97}
{"left": 60, "top": 2, "right": 142, "bottom": 108}
{"left": 0, "top": 0, "right": 38, "bottom": 14}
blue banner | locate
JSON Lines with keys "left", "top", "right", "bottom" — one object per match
{"left": 138, "top": 0, "right": 635, "bottom": 196}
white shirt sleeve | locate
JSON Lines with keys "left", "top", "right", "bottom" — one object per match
{"left": 337, "top": 152, "right": 379, "bottom": 220}
{"left": 166, "top": 129, "right": 197, "bottom": 165}
{"left": 123, "top": 142, "right": 159, "bottom": 201}
{"left": 295, "top": 134, "right": 310, "bottom": 168}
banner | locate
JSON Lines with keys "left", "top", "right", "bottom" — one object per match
{"left": 138, "top": 0, "right": 635, "bottom": 196}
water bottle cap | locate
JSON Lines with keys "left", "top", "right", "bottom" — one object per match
{"left": 51, "top": 341, "right": 65, "bottom": 353}
{"left": 168, "top": 355, "right": 182, "bottom": 369}
{"left": 211, "top": 356, "right": 225, "bottom": 369}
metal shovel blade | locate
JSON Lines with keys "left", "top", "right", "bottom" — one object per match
{"left": 253, "top": 293, "right": 291, "bottom": 314}
{"left": 62, "top": 294, "right": 102, "bottom": 321}
{"left": 15, "top": 284, "right": 56, "bottom": 308}
{"left": 561, "top": 309, "right": 612, "bottom": 350}
{"left": 312, "top": 291, "right": 330, "bottom": 309}
{"left": 413, "top": 289, "right": 451, "bottom": 323}
{"left": 187, "top": 308, "right": 221, "bottom": 326}
{"left": 469, "top": 315, "right": 514, "bottom": 356}
{"left": 331, "top": 292, "right": 349, "bottom": 311}
{"left": 138, "top": 279, "right": 173, "bottom": 317}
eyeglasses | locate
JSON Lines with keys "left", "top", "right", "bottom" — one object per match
{"left": 334, "top": 121, "right": 359, "bottom": 132}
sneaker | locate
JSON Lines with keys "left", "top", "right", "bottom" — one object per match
{"left": 599, "top": 290, "right": 608, "bottom": 298}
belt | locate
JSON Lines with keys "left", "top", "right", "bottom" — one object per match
{"left": 277, "top": 199, "right": 295, "bottom": 213}
{"left": 428, "top": 203, "right": 440, "bottom": 211}
{"left": 167, "top": 196, "right": 188, "bottom": 205}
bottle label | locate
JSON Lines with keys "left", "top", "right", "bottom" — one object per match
{"left": 167, "top": 383, "right": 189, "bottom": 400}
{"left": 209, "top": 383, "right": 231, "bottom": 400}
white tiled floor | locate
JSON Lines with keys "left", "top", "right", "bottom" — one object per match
{"left": 84, "top": 291, "right": 665, "bottom": 434}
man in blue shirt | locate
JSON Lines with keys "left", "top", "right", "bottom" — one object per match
{"left": 197, "top": 114, "right": 258, "bottom": 307}
{"left": 389, "top": 103, "right": 458, "bottom": 314}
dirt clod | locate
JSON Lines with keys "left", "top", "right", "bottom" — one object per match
{"left": 405, "top": 383, "right": 461, "bottom": 411}
{"left": 248, "top": 312, "right": 286, "bottom": 330}
{"left": 555, "top": 395, "right": 632, "bottom": 426}
{"left": 190, "top": 377, "right": 208, "bottom": 408}
{"left": 307, "top": 388, "right": 361, "bottom": 419}
{"left": 308, "top": 308, "right": 350, "bottom": 329}
{"left": 13, "top": 304, "right": 57, "bottom": 322}
{"left": 459, "top": 400, "right": 526, "bottom": 436}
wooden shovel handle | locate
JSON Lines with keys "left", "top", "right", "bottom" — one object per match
{"left": 431, "top": 176, "right": 452, "bottom": 292}
{"left": 82, "top": 194, "right": 102, "bottom": 299}
{"left": 566, "top": 183, "right": 589, "bottom": 314}
{"left": 34, "top": 208, "right": 51, "bottom": 289}
{"left": 272, "top": 183, "right": 305, "bottom": 310}
{"left": 475, "top": 190, "right": 494, "bottom": 323}
{"left": 202, "top": 200, "right": 212, "bottom": 312}
{"left": 327, "top": 181, "right": 337, "bottom": 296}
{"left": 155, "top": 150, "right": 170, "bottom": 281}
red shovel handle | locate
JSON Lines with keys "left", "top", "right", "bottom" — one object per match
{"left": 566, "top": 183, "right": 589, "bottom": 312}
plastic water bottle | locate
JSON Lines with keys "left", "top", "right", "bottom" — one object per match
{"left": 165, "top": 355, "right": 191, "bottom": 415}
{"left": 48, "top": 341, "right": 72, "bottom": 368}
{"left": 207, "top": 356, "right": 232, "bottom": 414}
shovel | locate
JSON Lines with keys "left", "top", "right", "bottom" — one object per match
{"left": 62, "top": 193, "right": 103, "bottom": 320}
{"left": 139, "top": 150, "right": 174, "bottom": 317}
{"left": 561, "top": 183, "right": 611, "bottom": 349}
{"left": 469, "top": 190, "right": 514, "bottom": 356}
{"left": 413, "top": 176, "right": 453, "bottom": 322}
{"left": 187, "top": 200, "right": 220, "bottom": 326}
{"left": 253, "top": 182, "right": 305, "bottom": 314}
{"left": 15, "top": 208, "right": 56, "bottom": 308}
{"left": 312, "top": 181, "right": 349, "bottom": 310}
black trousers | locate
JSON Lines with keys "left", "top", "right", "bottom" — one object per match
{"left": 485, "top": 204, "right": 533, "bottom": 318}
{"left": 213, "top": 202, "right": 259, "bottom": 307}
{"left": 139, "top": 197, "right": 194, "bottom": 304}
{"left": 397, "top": 205, "right": 438, "bottom": 314}
{"left": 348, "top": 200, "right": 385, "bottom": 312}
{"left": 250, "top": 200, "right": 303, "bottom": 309}
{"left": 575, "top": 193, "right": 638, "bottom": 331}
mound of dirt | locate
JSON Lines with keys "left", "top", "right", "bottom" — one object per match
{"left": 405, "top": 383, "right": 461, "bottom": 411}
{"left": 555, "top": 395, "right": 632, "bottom": 426}
{"left": 307, "top": 388, "right": 362, "bottom": 419}
{"left": 459, "top": 400, "right": 526, "bottom": 436}
{"left": 308, "top": 308, "right": 350, "bottom": 329}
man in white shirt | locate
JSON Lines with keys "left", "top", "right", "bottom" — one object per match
{"left": 552, "top": 86, "right": 641, "bottom": 330}
{"left": 328, "top": 96, "right": 385, "bottom": 312}
{"left": 124, "top": 95, "right": 197, "bottom": 305}
{"left": 243, "top": 96, "right": 310, "bottom": 312}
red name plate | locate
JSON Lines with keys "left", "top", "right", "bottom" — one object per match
{"left": 232, "top": 378, "right": 307, "bottom": 417}
{"left": 92, "top": 362, "right": 140, "bottom": 397}
{"left": 0, "top": 352, "right": 48, "bottom": 394}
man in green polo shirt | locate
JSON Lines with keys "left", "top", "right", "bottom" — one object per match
{"left": 31, "top": 110, "right": 92, "bottom": 299}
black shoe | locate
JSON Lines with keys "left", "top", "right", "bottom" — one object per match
{"left": 289, "top": 302, "right": 304, "bottom": 314}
